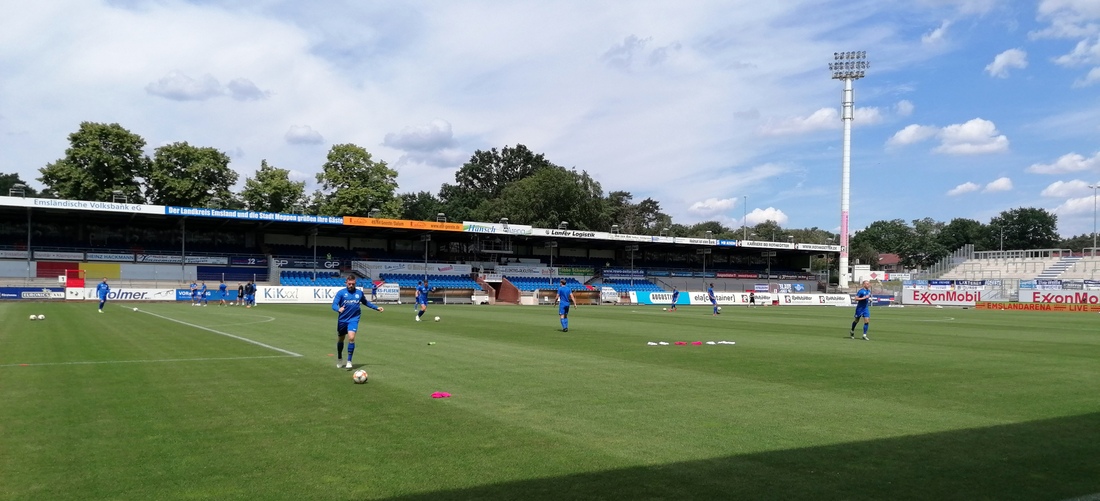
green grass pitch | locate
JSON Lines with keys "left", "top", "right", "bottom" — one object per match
{"left": 1, "top": 301, "right": 1099, "bottom": 500}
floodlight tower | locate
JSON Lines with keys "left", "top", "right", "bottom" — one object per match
{"left": 828, "top": 50, "right": 868, "bottom": 290}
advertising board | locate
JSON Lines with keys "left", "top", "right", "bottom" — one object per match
{"left": 0, "top": 287, "right": 65, "bottom": 300}
{"left": 902, "top": 288, "right": 981, "bottom": 306}
{"left": 73, "top": 288, "right": 178, "bottom": 301}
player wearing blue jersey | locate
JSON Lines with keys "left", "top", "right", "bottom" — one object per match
{"left": 414, "top": 280, "right": 430, "bottom": 322}
{"left": 708, "top": 283, "right": 719, "bottom": 316}
{"left": 332, "top": 275, "right": 384, "bottom": 369}
{"left": 244, "top": 281, "right": 256, "bottom": 308}
{"left": 96, "top": 278, "right": 109, "bottom": 313}
{"left": 669, "top": 288, "right": 679, "bottom": 311}
{"left": 218, "top": 280, "right": 228, "bottom": 306}
{"left": 850, "top": 280, "right": 871, "bottom": 340}
{"left": 199, "top": 281, "right": 208, "bottom": 306}
{"left": 190, "top": 282, "right": 199, "bottom": 306}
{"left": 557, "top": 279, "right": 578, "bottom": 332}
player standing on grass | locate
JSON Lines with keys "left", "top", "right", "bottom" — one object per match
{"left": 748, "top": 291, "right": 756, "bottom": 308}
{"left": 669, "top": 288, "right": 679, "bottom": 311}
{"left": 245, "top": 281, "right": 256, "bottom": 308}
{"left": 190, "top": 281, "right": 199, "bottom": 306}
{"left": 708, "top": 283, "right": 719, "bottom": 316}
{"left": 414, "top": 279, "right": 429, "bottom": 321}
{"left": 333, "top": 275, "right": 383, "bottom": 369}
{"left": 850, "top": 280, "right": 871, "bottom": 340}
{"left": 218, "top": 280, "right": 228, "bottom": 306}
{"left": 96, "top": 278, "right": 109, "bottom": 313}
{"left": 236, "top": 282, "right": 245, "bottom": 306}
{"left": 199, "top": 281, "right": 208, "bottom": 306}
{"left": 557, "top": 279, "right": 577, "bottom": 332}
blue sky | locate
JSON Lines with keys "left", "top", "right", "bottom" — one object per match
{"left": 1, "top": 0, "right": 1098, "bottom": 236}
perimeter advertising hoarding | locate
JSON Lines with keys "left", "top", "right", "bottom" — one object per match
{"left": 68, "top": 288, "right": 177, "bottom": 301}
{"left": 1018, "top": 290, "right": 1100, "bottom": 304}
{"left": 632, "top": 291, "right": 850, "bottom": 306}
{"left": 256, "top": 285, "right": 400, "bottom": 304}
{"left": 902, "top": 288, "right": 981, "bottom": 306}
{"left": 0, "top": 287, "right": 65, "bottom": 300}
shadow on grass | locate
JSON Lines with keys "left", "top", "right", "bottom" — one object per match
{"left": 386, "top": 412, "right": 1100, "bottom": 501}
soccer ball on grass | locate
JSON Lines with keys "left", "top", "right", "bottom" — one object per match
{"left": 717, "top": 306, "right": 722, "bottom": 311}
{"left": 29, "top": 314, "right": 36, "bottom": 321}
{"left": 352, "top": 369, "right": 368, "bottom": 384}
{"left": 434, "top": 316, "right": 440, "bottom": 322}
{"left": 37, "top": 314, "right": 44, "bottom": 320}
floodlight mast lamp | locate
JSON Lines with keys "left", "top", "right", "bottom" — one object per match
{"left": 829, "top": 50, "right": 869, "bottom": 290}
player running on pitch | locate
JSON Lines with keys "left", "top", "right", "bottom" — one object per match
{"left": 218, "top": 280, "right": 228, "bottom": 306}
{"left": 669, "top": 288, "right": 679, "bottom": 311}
{"left": 414, "top": 279, "right": 430, "bottom": 321}
{"left": 96, "top": 278, "right": 110, "bottom": 313}
{"left": 332, "top": 275, "right": 384, "bottom": 369}
{"left": 850, "top": 280, "right": 871, "bottom": 340}
{"left": 557, "top": 279, "right": 578, "bottom": 332}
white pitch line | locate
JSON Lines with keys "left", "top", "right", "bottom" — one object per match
{"left": 0, "top": 355, "right": 293, "bottom": 368}
{"left": 138, "top": 309, "right": 302, "bottom": 357}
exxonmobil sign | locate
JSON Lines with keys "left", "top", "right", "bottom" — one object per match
{"left": 1020, "top": 290, "right": 1100, "bottom": 304}
{"left": 902, "top": 288, "right": 981, "bottom": 306}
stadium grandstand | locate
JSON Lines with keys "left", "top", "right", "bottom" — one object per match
{"left": 0, "top": 194, "right": 839, "bottom": 305}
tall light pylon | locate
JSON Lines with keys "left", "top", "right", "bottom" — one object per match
{"left": 829, "top": 51, "right": 868, "bottom": 289}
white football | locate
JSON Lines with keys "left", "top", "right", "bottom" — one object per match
{"left": 29, "top": 315, "right": 36, "bottom": 321}
{"left": 434, "top": 316, "right": 440, "bottom": 322}
{"left": 37, "top": 314, "right": 45, "bottom": 320}
{"left": 352, "top": 369, "right": 368, "bottom": 384}
{"left": 717, "top": 306, "right": 722, "bottom": 311}
{"left": 662, "top": 307, "right": 667, "bottom": 311}
{"left": 133, "top": 307, "right": 138, "bottom": 312}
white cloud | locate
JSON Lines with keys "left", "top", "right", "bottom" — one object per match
{"left": 946, "top": 182, "right": 980, "bottom": 196}
{"left": 284, "top": 125, "right": 324, "bottom": 145}
{"left": 985, "top": 49, "right": 1028, "bottom": 78}
{"left": 983, "top": 177, "right": 1013, "bottom": 192}
{"left": 895, "top": 100, "right": 914, "bottom": 117}
{"left": 145, "top": 71, "right": 269, "bottom": 101}
{"left": 382, "top": 119, "right": 456, "bottom": 152}
{"left": 743, "top": 207, "right": 789, "bottom": 227}
{"left": 1027, "top": 151, "right": 1100, "bottom": 173}
{"left": 145, "top": 71, "right": 223, "bottom": 101}
{"left": 922, "top": 20, "right": 951, "bottom": 45}
{"left": 1053, "top": 196, "right": 1096, "bottom": 216}
{"left": 1041, "top": 179, "right": 1092, "bottom": 197}
{"left": 759, "top": 106, "right": 882, "bottom": 136}
{"left": 1032, "top": 0, "right": 1100, "bottom": 39}
{"left": 1073, "top": 66, "right": 1100, "bottom": 87}
{"left": 934, "top": 118, "right": 1009, "bottom": 155}
{"left": 887, "top": 124, "right": 939, "bottom": 147}
{"left": 688, "top": 197, "right": 737, "bottom": 217}
{"left": 1054, "top": 37, "right": 1100, "bottom": 67}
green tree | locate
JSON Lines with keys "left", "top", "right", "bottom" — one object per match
{"left": 901, "top": 217, "right": 948, "bottom": 269}
{"left": 399, "top": 191, "right": 444, "bottom": 221}
{"left": 938, "top": 218, "right": 987, "bottom": 252}
{"left": 1060, "top": 234, "right": 1094, "bottom": 252}
{"left": 605, "top": 191, "right": 671, "bottom": 234}
{"left": 147, "top": 142, "right": 237, "bottom": 207}
{"left": 848, "top": 238, "right": 879, "bottom": 268}
{"left": 688, "top": 221, "right": 730, "bottom": 238}
{"left": 313, "top": 144, "right": 400, "bottom": 217}
{"left": 438, "top": 144, "right": 556, "bottom": 221}
{"left": 850, "top": 219, "right": 912, "bottom": 255}
{"left": 748, "top": 220, "right": 785, "bottom": 241}
{"left": 38, "top": 122, "right": 150, "bottom": 202}
{"left": 240, "top": 160, "right": 306, "bottom": 213}
{"left": 480, "top": 167, "right": 605, "bottom": 229}
{"left": 987, "top": 207, "right": 1059, "bottom": 251}
{"left": 0, "top": 173, "right": 38, "bottom": 197}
